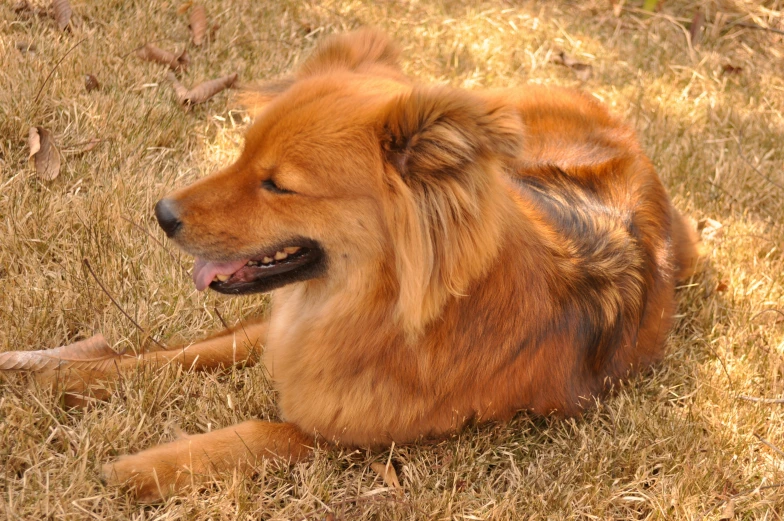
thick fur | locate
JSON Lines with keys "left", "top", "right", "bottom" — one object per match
{"left": 91, "top": 29, "right": 699, "bottom": 501}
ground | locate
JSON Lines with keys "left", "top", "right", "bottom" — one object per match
{"left": 1, "top": 0, "right": 784, "bottom": 519}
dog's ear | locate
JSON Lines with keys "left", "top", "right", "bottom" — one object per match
{"left": 380, "top": 87, "right": 523, "bottom": 335}
{"left": 238, "top": 29, "right": 401, "bottom": 119}
{"left": 298, "top": 28, "right": 401, "bottom": 76}
{"left": 381, "top": 87, "right": 522, "bottom": 180}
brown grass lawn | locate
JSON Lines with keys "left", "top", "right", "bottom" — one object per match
{"left": 2, "top": 0, "right": 784, "bottom": 519}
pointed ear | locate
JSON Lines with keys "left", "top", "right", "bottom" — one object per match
{"left": 381, "top": 87, "right": 522, "bottom": 181}
{"left": 298, "top": 28, "right": 402, "bottom": 76}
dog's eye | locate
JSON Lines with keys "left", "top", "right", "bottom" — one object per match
{"left": 262, "top": 179, "right": 293, "bottom": 194}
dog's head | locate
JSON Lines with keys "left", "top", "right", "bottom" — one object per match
{"left": 155, "top": 29, "right": 523, "bottom": 332}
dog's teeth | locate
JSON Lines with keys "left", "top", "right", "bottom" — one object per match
{"left": 262, "top": 256, "right": 273, "bottom": 264}
{"left": 283, "top": 246, "right": 300, "bottom": 254}
{"left": 274, "top": 251, "right": 288, "bottom": 261}
{"left": 215, "top": 274, "right": 230, "bottom": 282}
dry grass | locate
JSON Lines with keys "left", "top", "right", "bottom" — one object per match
{"left": 1, "top": 0, "right": 784, "bottom": 519}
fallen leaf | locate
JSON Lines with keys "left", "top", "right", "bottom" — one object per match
{"left": 719, "top": 498, "right": 735, "bottom": 520}
{"left": 721, "top": 64, "right": 743, "bottom": 75}
{"left": 642, "top": 0, "right": 658, "bottom": 12}
{"left": 0, "top": 334, "right": 126, "bottom": 373}
{"left": 169, "top": 72, "right": 238, "bottom": 108}
{"left": 52, "top": 0, "right": 72, "bottom": 31}
{"left": 370, "top": 461, "right": 402, "bottom": 493}
{"left": 612, "top": 0, "right": 625, "bottom": 18}
{"left": 166, "top": 71, "right": 190, "bottom": 103}
{"left": 65, "top": 137, "right": 102, "bottom": 154}
{"left": 697, "top": 218, "right": 724, "bottom": 241}
{"left": 689, "top": 10, "right": 704, "bottom": 46}
{"left": 177, "top": 1, "right": 193, "bottom": 15}
{"left": 136, "top": 43, "right": 189, "bottom": 71}
{"left": 13, "top": 0, "right": 31, "bottom": 12}
{"left": 28, "top": 127, "right": 61, "bottom": 181}
{"left": 571, "top": 63, "right": 592, "bottom": 82}
{"left": 716, "top": 281, "right": 729, "bottom": 293}
{"left": 84, "top": 74, "right": 99, "bottom": 92}
{"left": 190, "top": 4, "right": 208, "bottom": 46}
{"left": 552, "top": 51, "right": 593, "bottom": 82}
{"left": 16, "top": 41, "right": 36, "bottom": 53}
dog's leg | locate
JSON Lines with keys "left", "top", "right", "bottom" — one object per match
{"left": 102, "top": 420, "right": 312, "bottom": 502}
{"left": 124, "top": 319, "right": 268, "bottom": 371}
{"left": 38, "top": 320, "right": 268, "bottom": 400}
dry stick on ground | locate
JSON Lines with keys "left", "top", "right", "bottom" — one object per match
{"left": 33, "top": 37, "right": 88, "bottom": 105}
{"left": 83, "top": 259, "right": 167, "bottom": 350}
{"left": 213, "top": 307, "right": 258, "bottom": 358}
{"left": 213, "top": 307, "right": 230, "bottom": 329}
{"left": 698, "top": 482, "right": 784, "bottom": 520}
{"left": 120, "top": 39, "right": 187, "bottom": 60}
{"left": 750, "top": 309, "right": 784, "bottom": 322}
{"left": 731, "top": 21, "right": 784, "bottom": 36}
{"left": 736, "top": 132, "right": 784, "bottom": 192}
{"left": 738, "top": 395, "right": 784, "bottom": 404}
{"left": 755, "top": 434, "right": 784, "bottom": 459}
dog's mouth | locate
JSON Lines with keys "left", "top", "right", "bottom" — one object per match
{"left": 192, "top": 240, "right": 326, "bottom": 295}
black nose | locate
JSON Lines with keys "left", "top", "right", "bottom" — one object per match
{"left": 154, "top": 198, "right": 182, "bottom": 237}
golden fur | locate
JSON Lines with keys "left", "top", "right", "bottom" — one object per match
{"left": 51, "top": 29, "right": 699, "bottom": 501}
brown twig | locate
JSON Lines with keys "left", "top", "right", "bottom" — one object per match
{"left": 755, "top": 434, "right": 784, "bottom": 459}
{"left": 736, "top": 132, "right": 784, "bottom": 192}
{"left": 120, "top": 38, "right": 187, "bottom": 60}
{"left": 698, "top": 482, "right": 784, "bottom": 520}
{"left": 306, "top": 492, "right": 426, "bottom": 520}
{"left": 750, "top": 309, "right": 784, "bottom": 322}
{"left": 83, "top": 259, "right": 167, "bottom": 350}
{"left": 738, "top": 395, "right": 784, "bottom": 404}
{"left": 34, "top": 37, "right": 88, "bottom": 104}
{"left": 214, "top": 307, "right": 229, "bottom": 329}
{"left": 730, "top": 21, "right": 784, "bottom": 36}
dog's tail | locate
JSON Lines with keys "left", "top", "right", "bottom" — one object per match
{"left": 671, "top": 209, "right": 701, "bottom": 282}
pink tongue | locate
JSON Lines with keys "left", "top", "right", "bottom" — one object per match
{"left": 192, "top": 258, "right": 250, "bottom": 291}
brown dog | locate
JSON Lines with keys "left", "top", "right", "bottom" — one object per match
{"left": 90, "top": 29, "right": 698, "bottom": 501}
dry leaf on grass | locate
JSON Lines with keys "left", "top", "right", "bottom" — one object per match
{"left": 719, "top": 498, "right": 735, "bottom": 519}
{"left": 84, "top": 73, "right": 99, "bottom": 92}
{"left": 136, "top": 43, "right": 190, "bottom": 71}
{"left": 370, "top": 461, "right": 402, "bottom": 493}
{"left": 12, "top": 0, "right": 47, "bottom": 17}
{"left": 167, "top": 72, "right": 238, "bottom": 108}
{"left": 612, "top": 0, "right": 625, "bottom": 18}
{"left": 65, "top": 137, "right": 102, "bottom": 154}
{"left": 0, "top": 334, "right": 127, "bottom": 373}
{"left": 698, "top": 218, "right": 724, "bottom": 241}
{"left": 689, "top": 10, "right": 704, "bottom": 46}
{"left": 190, "top": 4, "right": 208, "bottom": 46}
{"left": 551, "top": 51, "right": 592, "bottom": 81}
{"left": 28, "top": 127, "right": 61, "bottom": 181}
{"left": 16, "top": 41, "right": 36, "bottom": 53}
{"left": 177, "top": 1, "right": 193, "bottom": 15}
{"left": 166, "top": 71, "right": 190, "bottom": 102}
{"left": 52, "top": 0, "right": 72, "bottom": 31}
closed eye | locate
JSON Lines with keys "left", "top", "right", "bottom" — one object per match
{"left": 262, "top": 179, "right": 294, "bottom": 194}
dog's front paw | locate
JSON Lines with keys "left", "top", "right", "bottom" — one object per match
{"left": 102, "top": 438, "right": 199, "bottom": 503}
